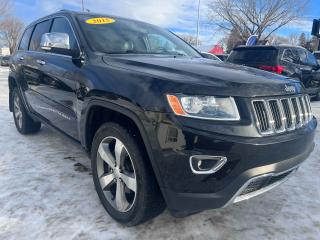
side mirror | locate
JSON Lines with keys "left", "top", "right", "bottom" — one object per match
{"left": 40, "top": 32, "right": 79, "bottom": 58}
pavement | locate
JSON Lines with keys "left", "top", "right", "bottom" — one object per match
{"left": 0, "top": 66, "right": 319, "bottom": 240}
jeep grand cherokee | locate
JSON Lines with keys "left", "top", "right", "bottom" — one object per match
{"left": 8, "top": 10, "right": 317, "bottom": 226}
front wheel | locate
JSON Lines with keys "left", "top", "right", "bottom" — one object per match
{"left": 12, "top": 88, "right": 41, "bottom": 134}
{"left": 91, "top": 123, "right": 165, "bottom": 226}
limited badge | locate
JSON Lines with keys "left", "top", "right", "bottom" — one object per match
{"left": 85, "top": 17, "right": 115, "bottom": 24}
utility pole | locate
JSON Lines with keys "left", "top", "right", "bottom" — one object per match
{"left": 196, "top": 0, "right": 200, "bottom": 47}
{"left": 81, "top": 0, "right": 84, "bottom": 12}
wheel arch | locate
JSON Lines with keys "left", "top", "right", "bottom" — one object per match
{"left": 82, "top": 99, "right": 164, "bottom": 188}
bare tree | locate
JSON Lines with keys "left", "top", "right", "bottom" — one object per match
{"left": 268, "top": 35, "right": 289, "bottom": 45}
{"left": 0, "top": 16, "right": 24, "bottom": 53}
{"left": 0, "top": 0, "right": 11, "bottom": 17}
{"left": 179, "top": 34, "right": 201, "bottom": 46}
{"left": 299, "top": 32, "right": 307, "bottom": 48}
{"left": 288, "top": 33, "right": 300, "bottom": 45}
{"left": 226, "top": 28, "right": 244, "bottom": 52}
{"left": 208, "top": 0, "right": 309, "bottom": 42}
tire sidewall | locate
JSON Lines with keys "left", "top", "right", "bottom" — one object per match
{"left": 91, "top": 123, "right": 147, "bottom": 224}
{"left": 12, "top": 89, "right": 26, "bottom": 133}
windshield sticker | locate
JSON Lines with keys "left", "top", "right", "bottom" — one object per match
{"left": 85, "top": 17, "right": 115, "bottom": 24}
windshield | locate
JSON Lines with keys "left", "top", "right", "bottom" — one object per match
{"left": 77, "top": 15, "right": 201, "bottom": 57}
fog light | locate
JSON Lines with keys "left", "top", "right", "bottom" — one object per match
{"left": 189, "top": 155, "right": 227, "bottom": 174}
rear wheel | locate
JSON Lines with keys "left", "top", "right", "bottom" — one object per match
{"left": 91, "top": 123, "right": 165, "bottom": 226}
{"left": 12, "top": 88, "right": 41, "bottom": 134}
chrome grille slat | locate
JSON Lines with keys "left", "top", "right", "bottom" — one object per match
{"left": 298, "top": 97, "right": 307, "bottom": 123}
{"left": 304, "top": 95, "right": 312, "bottom": 121}
{"left": 252, "top": 95, "right": 312, "bottom": 135}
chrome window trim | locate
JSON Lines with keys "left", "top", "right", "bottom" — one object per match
{"left": 17, "top": 15, "right": 81, "bottom": 58}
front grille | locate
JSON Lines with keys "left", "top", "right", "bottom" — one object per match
{"left": 252, "top": 95, "right": 312, "bottom": 135}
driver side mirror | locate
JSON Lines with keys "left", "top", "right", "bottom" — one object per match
{"left": 40, "top": 32, "right": 79, "bottom": 58}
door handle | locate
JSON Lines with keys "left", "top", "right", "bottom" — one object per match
{"left": 36, "top": 59, "right": 46, "bottom": 65}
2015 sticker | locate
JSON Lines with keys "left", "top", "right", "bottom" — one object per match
{"left": 85, "top": 17, "right": 115, "bottom": 24}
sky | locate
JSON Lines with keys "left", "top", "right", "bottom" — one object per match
{"left": 12, "top": 0, "right": 320, "bottom": 46}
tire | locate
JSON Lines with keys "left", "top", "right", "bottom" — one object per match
{"left": 12, "top": 88, "right": 41, "bottom": 134}
{"left": 91, "top": 122, "right": 165, "bottom": 226}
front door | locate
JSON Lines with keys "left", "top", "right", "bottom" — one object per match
{"left": 24, "top": 17, "right": 81, "bottom": 140}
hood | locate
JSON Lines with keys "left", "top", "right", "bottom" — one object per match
{"left": 102, "top": 55, "right": 303, "bottom": 97}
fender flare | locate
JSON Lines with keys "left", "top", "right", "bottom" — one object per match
{"left": 81, "top": 99, "right": 165, "bottom": 188}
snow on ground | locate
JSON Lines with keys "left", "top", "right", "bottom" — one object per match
{"left": 0, "top": 66, "right": 319, "bottom": 240}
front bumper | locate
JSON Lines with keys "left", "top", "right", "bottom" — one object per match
{"left": 146, "top": 113, "right": 317, "bottom": 213}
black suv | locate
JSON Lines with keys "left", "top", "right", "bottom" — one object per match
{"left": 227, "top": 45, "right": 320, "bottom": 99}
{"left": 9, "top": 11, "right": 317, "bottom": 225}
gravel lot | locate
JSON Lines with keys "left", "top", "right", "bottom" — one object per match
{"left": 0, "top": 66, "right": 319, "bottom": 240}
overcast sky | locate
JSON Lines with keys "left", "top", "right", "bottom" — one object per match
{"left": 13, "top": 0, "right": 320, "bottom": 46}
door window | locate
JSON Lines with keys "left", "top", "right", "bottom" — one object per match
{"left": 19, "top": 27, "right": 34, "bottom": 50}
{"left": 306, "top": 51, "right": 318, "bottom": 66}
{"left": 282, "top": 49, "right": 299, "bottom": 64}
{"left": 297, "top": 49, "right": 308, "bottom": 65}
{"left": 29, "top": 20, "right": 52, "bottom": 52}
{"left": 51, "top": 17, "right": 78, "bottom": 51}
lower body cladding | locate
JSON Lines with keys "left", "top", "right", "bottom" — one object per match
{"left": 147, "top": 115, "right": 317, "bottom": 214}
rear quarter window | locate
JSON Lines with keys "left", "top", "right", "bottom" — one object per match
{"left": 227, "top": 48, "right": 278, "bottom": 65}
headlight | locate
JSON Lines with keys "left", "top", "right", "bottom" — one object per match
{"left": 166, "top": 94, "right": 240, "bottom": 120}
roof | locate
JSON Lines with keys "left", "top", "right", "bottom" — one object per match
{"left": 26, "top": 9, "right": 154, "bottom": 29}
{"left": 233, "top": 45, "right": 306, "bottom": 50}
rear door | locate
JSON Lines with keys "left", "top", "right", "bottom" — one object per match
{"left": 279, "top": 48, "right": 301, "bottom": 79}
{"left": 21, "top": 20, "right": 53, "bottom": 113}
{"left": 11, "top": 25, "right": 34, "bottom": 97}
{"left": 296, "top": 49, "right": 314, "bottom": 87}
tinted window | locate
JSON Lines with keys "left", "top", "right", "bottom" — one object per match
{"left": 51, "top": 17, "right": 77, "bottom": 50}
{"left": 227, "top": 48, "right": 278, "bottom": 65}
{"left": 297, "top": 49, "right": 308, "bottom": 65}
{"left": 282, "top": 49, "right": 299, "bottom": 64}
{"left": 307, "top": 51, "right": 318, "bottom": 66}
{"left": 29, "top": 20, "right": 52, "bottom": 51}
{"left": 314, "top": 52, "right": 320, "bottom": 60}
{"left": 19, "top": 27, "right": 33, "bottom": 50}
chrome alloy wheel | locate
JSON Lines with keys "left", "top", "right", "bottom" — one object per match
{"left": 96, "top": 137, "right": 137, "bottom": 212}
{"left": 13, "top": 93, "right": 23, "bottom": 129}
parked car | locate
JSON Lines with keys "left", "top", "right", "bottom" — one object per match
{"left": 227, "top": 45, "right": 320, "bottom": 100}
{"left": 200, "top": 52, "right": 222, "bottom": 61}
{"left": 1, "top": 55, "right": 11, "bottom": 66}
{"left": 314, "top": 51, "right": 320, "bottom": 65}
{"left": 9, "top": 11, "right": 316, "bottom": 226}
